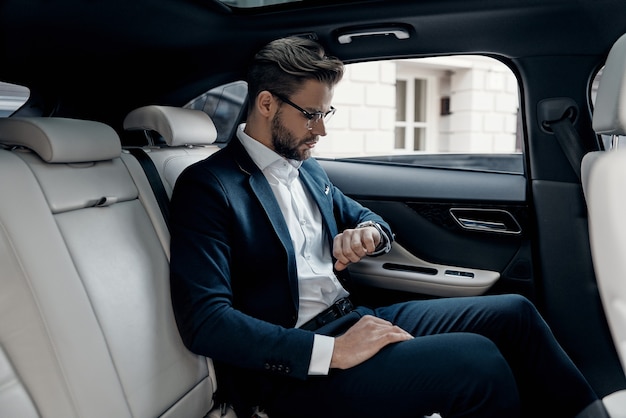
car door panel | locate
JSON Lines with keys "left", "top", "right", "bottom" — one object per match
{"left": 319, "top": 159, "right": 526, "bottom": 201}
{"left": 319, "top": 159, "right": 535, "bottom": 301}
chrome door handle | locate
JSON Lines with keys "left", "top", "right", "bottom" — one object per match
{"left": 449, "top": 208, "right": 522, "bottom": 235}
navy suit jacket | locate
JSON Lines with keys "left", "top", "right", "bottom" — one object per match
{"left": 169, "top": 137, "right": 392, "bottom": 405}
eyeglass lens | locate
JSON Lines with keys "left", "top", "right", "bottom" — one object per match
{"left": 307, "top": 108, "right": 335, "bottom": 129}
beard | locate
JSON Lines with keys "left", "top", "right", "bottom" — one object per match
{"left": 271, "top": 109, "right": 317, "bottom": 161}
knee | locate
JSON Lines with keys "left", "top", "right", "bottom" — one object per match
{"left": 459, "top": 333, "right": 511, "bottom": 372}
{"left": 434, "top": 334, "right": 512, "bottom": 385}
{"left": 497, "top": 294, "right": 541, "bottom": 322}
{"left": 499, "top": 293, "right": 533, "bottom": 310}
{"left": 444, "top": 334, "right": 521, "bottom": 415}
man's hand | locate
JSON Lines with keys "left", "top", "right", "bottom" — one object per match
{"left": 330, "top": 315, "right": 413, "bottom": 369}
{"left": 333, "top": 226, "right": 380, "bottom": 271}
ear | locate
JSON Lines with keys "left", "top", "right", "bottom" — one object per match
{"left": 255, "top": 90, "right": 275, "bottom": 118}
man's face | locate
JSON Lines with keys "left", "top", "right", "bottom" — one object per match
{"left": 270, "top": 79, "right": 334, "bottom": 161}
{"left": 270, "top": 108, "right": 316, "bottom": 161}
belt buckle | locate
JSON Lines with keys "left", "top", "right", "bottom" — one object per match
{"left": 335, "top": 298, "right": 352, "bottom": 316}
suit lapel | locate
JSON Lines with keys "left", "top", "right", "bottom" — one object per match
{"left": 229, "top": 138, "right": 299, "bottom": 304}
{"left": 248, "top": 172, "right": 294, "bottom": 251}
{"left": 299, "top": 167, "right": 337, "bottom": 242}
{"left": 230, "top": 139, "right": 294, "bottom": 250}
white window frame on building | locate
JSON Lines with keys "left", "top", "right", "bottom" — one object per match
{"left": 395, "top": 64, "right": 441, "bottom": 153}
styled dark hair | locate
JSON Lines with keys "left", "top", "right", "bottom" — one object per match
{"left": 247, "top": 36, "right": 344, "bottom": 111}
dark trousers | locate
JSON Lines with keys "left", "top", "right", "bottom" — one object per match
{"left": 264, "top": 294, "right": 598, "bottom": 418}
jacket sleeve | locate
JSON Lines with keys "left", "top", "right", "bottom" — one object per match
{"left": 331, "top": 183, "right": 394, "bottom": 241}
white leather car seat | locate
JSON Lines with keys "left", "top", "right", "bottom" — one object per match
{"left": 583, "top": 31, "right": 626, "bottom": 417}
{"left": 0, "top": 117, "right": 225, "bottom": 418}
{"left": 123, "top": 105, "right": 221, "bottom": 199}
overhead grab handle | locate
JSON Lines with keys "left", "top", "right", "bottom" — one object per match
{"left": 337, "top": 27, "right": 410, "bottom": 44}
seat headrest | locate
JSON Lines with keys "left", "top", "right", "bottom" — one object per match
{"left": 0, "top": 117, "right": 121, "bottom": 163}
{"left": 123, "top": 105, "right": 217, "bottom": 146}
{"left": 593, "top": 33, "right": 626, "bottom": 136}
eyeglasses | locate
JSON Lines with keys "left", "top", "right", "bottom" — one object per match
{"left": 270, "top": 91, "right": 336, "bottom": 130}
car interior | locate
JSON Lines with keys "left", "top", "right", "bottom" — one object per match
{"left": 3, "top": 0, "right": 626, "bottom": 417}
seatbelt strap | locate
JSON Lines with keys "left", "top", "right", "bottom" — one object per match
{"left": 128, "top": 148, "right": 170, "bottom": 230}
{"left": 545, "top": 113, "right": 585, "bottom": 181}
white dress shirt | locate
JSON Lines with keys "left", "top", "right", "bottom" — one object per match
{"left": 237, "top": 124, "right": 348, "bottom": 374}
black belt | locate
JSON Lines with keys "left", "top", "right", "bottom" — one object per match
{"left": 299, "top": 297, "right": 354, "bottom": 331}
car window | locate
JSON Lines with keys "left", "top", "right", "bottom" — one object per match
{"left": 319, "top": 56, "right": 523, "bottom": 174}
{"left": 0, "top": 81, "right": 29, "bottom": 117}
{"left": 185, "top": 80, "right": 248, "bottom": 143}
{"left": 187, "top": 56, "right": 522, "bottom": 174}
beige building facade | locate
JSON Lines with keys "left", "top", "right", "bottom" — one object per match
{"left": 318, "top": 56, "right": 520, "bottom": 159}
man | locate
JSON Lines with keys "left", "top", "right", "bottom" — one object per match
{"left": 170, "top": 36, "right": 606, "bottom": 417}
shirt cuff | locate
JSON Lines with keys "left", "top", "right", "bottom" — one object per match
{"left": 308, "top": 334, "right": 334, "bottom": 375}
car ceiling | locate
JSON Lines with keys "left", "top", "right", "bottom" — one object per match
{"left": 2, "top": 0, "right": 626, "bottom": 128}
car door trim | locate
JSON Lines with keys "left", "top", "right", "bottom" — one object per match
{"left": 348, "top": 243, "right": 499, "bottom": 297}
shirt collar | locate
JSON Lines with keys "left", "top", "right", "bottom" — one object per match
{"left": 237, "top": 123, "right": 302, "bottom": 172}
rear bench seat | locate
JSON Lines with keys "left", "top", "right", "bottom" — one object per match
{"left": 0, "top": 112, "right": 433, "bottom": 418}
{"left": 0, "top": 116, "right": 226, "bottom": 418}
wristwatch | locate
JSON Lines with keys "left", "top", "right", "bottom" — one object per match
{"left": 356, "top": 221, "right": 392, "bottom": 255}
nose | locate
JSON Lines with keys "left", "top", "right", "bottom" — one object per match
{"left": 309, "top": 119, "right": 327, "bottom": 136}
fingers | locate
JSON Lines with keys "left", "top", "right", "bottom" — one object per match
{"left": 330, "top": 315, "right": 413, "bottom": 370}
{"left": 333, "top": 227, "right": 381, "bottom": 271}
{"left": 359, "top": 316, "right": 413, "bottom": 344}
{"left": 334, "top": 259, "right": 349, "bottom": 272}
